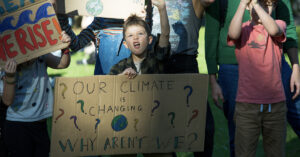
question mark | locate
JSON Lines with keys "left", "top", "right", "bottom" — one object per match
{"left": 55, "top": 108, "right": 64, "bottom": 123}
{"left": 77, "top": 100, "right": 86, "bottom": 114}
{"left": 59, "top": 83, "right": 67, "bottom": 99}
{"left": 134, "top": 118, "right": 139, "bottom": 131}
{"left": 187, "top": 109, "right": 199, "bottom": 127}
{"left": 95, "top": 118, "right": 101, "bottom": 133}
{"left": 70, "top": 115, "right": 81, "bottom": 131}
{"left": 151, "top": 100, "right": 160, "bottom": 116}
{"left": 187, "top": 132, "right": 198, "bottom": 150}
{"left": 184, "top": 85, "right": 193, "bottom": 107}
{"left": 168, "top": 112, "right": 175, "bottom": 128}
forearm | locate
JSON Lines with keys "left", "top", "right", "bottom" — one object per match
{"left": 192, "top": 0, "right": 205, "bottom": 19}
{"left": 158, "top": 7, "right": 170, "bottom": 48}
{"left": 254, "top": 4, "right": 282, "bottom": 36}
{"left": 45, "top": 49, "right": 70, "bottom": 69}
{"left": 58, "top": 15, "right": 96, "bottom": 52}
{"left": 56, "top": 50, "right": 71, "bottom": 69}
{"left": 2, "top": 76, "right": 16, "bottom": 106}
{"left": 209, "top": 73, "right": 218, "bottom": 85}
{"left": 287, "top": 47, "right": 299, "bottom": 66}
{"left": 228, "top": 2, "right": 246, "bottom": 40}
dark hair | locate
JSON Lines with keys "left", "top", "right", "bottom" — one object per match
{"left": 260, "top": 0, "right": 277, "bottom": 6}
{"left": 123, "top": 14, "right": 151, "bottom": 38}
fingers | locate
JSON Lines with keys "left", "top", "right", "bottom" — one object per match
{"left": 212, "top": 97, "right": 223, "bottom": 110}
{"left": 151, "top": 0, "right": 166, "bottom": 10}
{"left": 292, "top": 81, "right": 300, "bottom": 100}
{"left": 5, "top": 59, "right": 17, "bottom": 74}
{"left": 122, "top": 68, "right": 137, "bottom": 79}
{"left": 61, "top": 31, "right": 71, "bottom": 43}
{"left": 151, "top": 0, "right": 160, "bottom": 6}
{"left": 292, "top": 90, "right": 300, "bottom": 100}
{"left": 291, "top": 80, "right": 294, "bottom": 93}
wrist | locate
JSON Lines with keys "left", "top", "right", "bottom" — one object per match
{"left": 209, "top": 74, "right": 218, "bottom": 84}
{"left": 158, "top": 6, "right": 167, "bottom": 12}
{"left": 62, "top": 48, "right": 70, "bottom": 55}
{"left": 4, "top": 76, "right": 16, "bottom": 84}
{"left": 5, "top": 72, "right": 15, "bottom": 78}
{"left": 292, "top": 64, "right": 300, "bottom": 71}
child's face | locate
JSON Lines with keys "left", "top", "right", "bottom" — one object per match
{"left": 124, "top": 25, "right": 152, "bottom": 58}
{"left": 248, "top": 0, "right": 274, "bottom": 24}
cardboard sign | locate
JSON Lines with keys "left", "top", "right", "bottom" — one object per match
{"left": 0, "top": 0, "right": 44, "bottom": 16}
{"left": 56, "top": 0, "right": 144, "bottom": 19}
{"left": 50, "top": 74, "right": 209, "bottom": 157}
{"left": 0, "top": 0, "right": 68, "bottom": 67}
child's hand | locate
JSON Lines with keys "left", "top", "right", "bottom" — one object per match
{"left": 152, "top": 0, "right": 166, "bottom": 11}
{"left": 5, "top": 59, "right": 17, "bottom": 76}
{"left": 61, "top": 31, "right": 71, "bottom": 46}
{"left": 120, "top": 68, "right": 137, "bottom": 79}
{"left": 124, "top": 7, "right": 146, "bottom": 21}
{"left": 250, "top": 0, "right": 258, "bottom": 6}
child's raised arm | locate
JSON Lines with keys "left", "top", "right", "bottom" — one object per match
{"left": 152, "top": 0, "right": 170, "bottom": 48}
{"left": 2, "top": 59, "right": 17, "bottom": 106}
{"left": 251, "top": 0, "right": 283, "bottom": 36}
{"left": 228, "top": 0, "right": 249, "bottom": 40}
{"left": 45, "top": 31, "right": 71, "bottom": 69}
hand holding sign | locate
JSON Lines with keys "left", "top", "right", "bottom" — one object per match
{"left": 0, "top": 1, "right": 68, "bottom": 67}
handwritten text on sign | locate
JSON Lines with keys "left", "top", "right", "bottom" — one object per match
{"left": 51, "top": 74, "right": 208, "bottom": 156}
{"left": 0, "top": 0, "right": 67, "bottom": 67}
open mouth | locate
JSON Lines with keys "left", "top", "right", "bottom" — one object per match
{"left": 133, "top": 42, "right": 140, "bottom": 49}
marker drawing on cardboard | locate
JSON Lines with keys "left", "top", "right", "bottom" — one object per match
{"left": 50, "top": 74, "right": 209, "bottom": 156}
{"left": 0, "top": 0, "right": 68, "bottom": 67}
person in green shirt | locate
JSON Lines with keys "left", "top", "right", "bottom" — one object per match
{"left": 205, "top": 0, "right": 300, "bottom": 156}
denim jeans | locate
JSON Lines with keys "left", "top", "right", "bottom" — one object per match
{"left": 218, "top": 57, "right": 300, "bottom": 157}
{"left": 218, "top": 64, "right": 238, "bottom": 157}
{"left": 281, "top": 57, "right": 300, "bottom": 137}
{"left": 94, "top": 28, "right": 131, "bottom": 75}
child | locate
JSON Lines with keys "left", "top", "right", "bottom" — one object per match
{"left": 0, "top": 31, "right": 71, "bottom": 157}
{"left": 110, "top": 1, "right": 172, "bottom": 157}
{"left": 110, "top": 0, "right": 170, "bottom": 78}
{"left": 228, "top": 0, "right": 286, "bottom": 156}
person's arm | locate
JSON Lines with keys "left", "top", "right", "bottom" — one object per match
{"left": 2, "top": 60, "right": 16, "bottom": 106}
{"left": 252, "top": 1, "right": 283, "bottom": 36}
{"left": 152, "top": 0, "right": 169, "bottom": 48}
{"left": 228, "top": 0, "right": 248, "bottom": 40}
{"left": 276, "top": 0, "right": 300, "bottom": 99}
{"left": 205, "top": 0, "right": 224, "bottom": 109}
{"left": 46, "top": 31, "right": 71, "bottom": 69}
{"left": 57, "top": 15, "right": 100, "bottom": 52}
{"left": 192, "top": 0, "right": 215, "bottom": 19}
{"left": 287, "top": 47, "right": 300, "bottom": 99}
